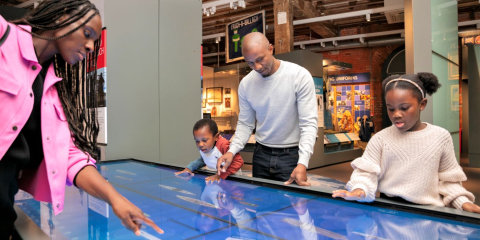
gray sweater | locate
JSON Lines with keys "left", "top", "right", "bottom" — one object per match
{"left": 228, "top": 60, "right": 318, "bottom": 167}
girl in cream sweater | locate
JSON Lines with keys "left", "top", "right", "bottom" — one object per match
{"left": 332, "top": 73, "right": 480, "bottom": 213}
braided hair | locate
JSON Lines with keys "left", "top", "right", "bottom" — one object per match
{"left": 11, "top": 0, "right": 101, "bottom": 160}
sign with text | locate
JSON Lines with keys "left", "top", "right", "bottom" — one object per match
{"left": 226, "top": 10, "right": 265, "bottom": 63}
{"left": 327, "top": 72, "right": 370, "bottom": 85}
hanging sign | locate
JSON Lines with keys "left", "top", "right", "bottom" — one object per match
{"left": 226, "top": 10, "right": 265, "bottom": 63}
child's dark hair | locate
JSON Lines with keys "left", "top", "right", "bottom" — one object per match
{"left": 382, "top": 73, "right": 442, "bottom": 102}
{"left": 193, "top": 119, "right": 218, "bottom": 136}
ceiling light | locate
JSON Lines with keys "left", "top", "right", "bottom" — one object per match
{"left": 359, "top": 37, "right": 364, "bottom": 43}
{"left": 366, "top": 13, "right": 370, "bottom": 22}
{"left": 320, "top": 42, "right": 325, "bottom": 47}
{"left": 300, "top": 44, "right": 305, "bottom": 50}
{"left": 332, "top": 40, "right": 337, "bottom": 46}
{"left": 239, "top": 0, "right": 246, "bottom": 8}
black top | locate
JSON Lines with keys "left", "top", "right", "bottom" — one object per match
{"left": 1, "top": 64, "right": 47, "bottom": 169}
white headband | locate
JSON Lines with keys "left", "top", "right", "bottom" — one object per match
{"left": 385, "top": 78, "right": 425, "bottom": 98}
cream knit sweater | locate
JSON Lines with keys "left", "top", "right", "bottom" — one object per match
{"left": 347, "top": 123, "right": 474, "bottom": 210}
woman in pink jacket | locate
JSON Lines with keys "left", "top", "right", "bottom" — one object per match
{"left": 0, "top": 0, "right": 162, "bottom": 238}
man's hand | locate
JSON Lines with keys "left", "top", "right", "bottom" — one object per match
{"left": 217, "top": 152, "right": 234, "bottom": 175}
{"left": 205, "top": 174, "right": 221, "bottom": 184}
{"left": 217, "top": 191, "right": 234, "bottom": 211}
{"left": 284, "top": 164, "right": 311, "bottom": 186}
{"left": 332, "top": 189, "right": 366, "bottom": 201}
{"left": 462, "top": 202, "right": 480, "bottom": 214}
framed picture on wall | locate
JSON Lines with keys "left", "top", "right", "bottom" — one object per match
{"left": 202, "top": 99, "right": 206, "bottom": 108}
{"left": 448, "top": 53, "right": 459, "bottom": 80}
{"left": 451, "top": 85, "right": 459, "bottom": 111}
{"left": 206, "top": 87, "right": 223, "bottom": 103}
{"left": 225, "top": 98, "right": 231, "bottom": 108}
{"left": 225, "top": 88, "right": 231, "bottom": 94}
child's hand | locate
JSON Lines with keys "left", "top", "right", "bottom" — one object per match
{"left": 462, "top": 202, "right": 480, "bottom": 213}
{"left": 332, "top": 189, "right": 365, "bottom": 201}
{"left": 111, "top": 196, "right": 163, "bottom": 236}
{"left": 175, "top": 168, "right": 194, "bottom": 176}
{"left": 205, "top": 174, "right": 221, "bottom": 184}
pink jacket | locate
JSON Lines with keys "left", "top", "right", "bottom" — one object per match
{"left": 0, "top": 16, "right": 96, "bottom": 215}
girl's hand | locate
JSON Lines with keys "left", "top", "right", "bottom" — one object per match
{"left": 462, "top": 202, "right": 480, "bottom": 214}
{"left": 175, "top": 168, "right": 194, "bottom": 176}
{"left": 111, "top": 196, "right": 163, "bottom": 236}
{"left": 206, "top": 174, "right": 221, "bottom": 184}
{"left": 332, "top": 189, "right": 366, "bottom": 201}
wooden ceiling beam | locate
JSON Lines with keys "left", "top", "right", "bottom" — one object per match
{"left": 292, "top": 0, "right": 338, "bottom": 38}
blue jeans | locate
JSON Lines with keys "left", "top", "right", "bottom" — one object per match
{"left": 252, "top": 143, "right": 299, "bottom": 182}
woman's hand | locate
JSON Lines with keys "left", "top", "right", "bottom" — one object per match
{"left": 76, "top": 166, "right": 163, "bottom": 236}
{"left": 332, "top": 189, "right": 366, "bottom": 201}
{"left": 111, "top": 196, "right": 164, "bottom": 236}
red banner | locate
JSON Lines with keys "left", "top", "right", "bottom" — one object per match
{"left": 87, "top": 28, "right": 107, "bottom": 72}
{"left": 97, "top": 28, "right": 107, "bottom": 69}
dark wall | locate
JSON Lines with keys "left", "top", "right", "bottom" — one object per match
{"left": 462, "top": 79, "right": 469, "bottom": 154}
{"left": 0, "top": 6, "right": 28, "bottom": 21}
{"left": 381, "top": 45, "right": 406, "bottom": 128}
{"left": 275, "top": 50, "right": 323, "bottom": 78}
{"left": 468, "top": 45, "right": 480, "bottom": 167}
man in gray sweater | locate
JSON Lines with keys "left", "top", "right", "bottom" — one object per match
{"left": 217, "top": 32, "right": 318, "bottom": 186}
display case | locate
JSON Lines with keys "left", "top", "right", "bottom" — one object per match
{"left": 202, "top": 63, "right": 251, "bottom": 132}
